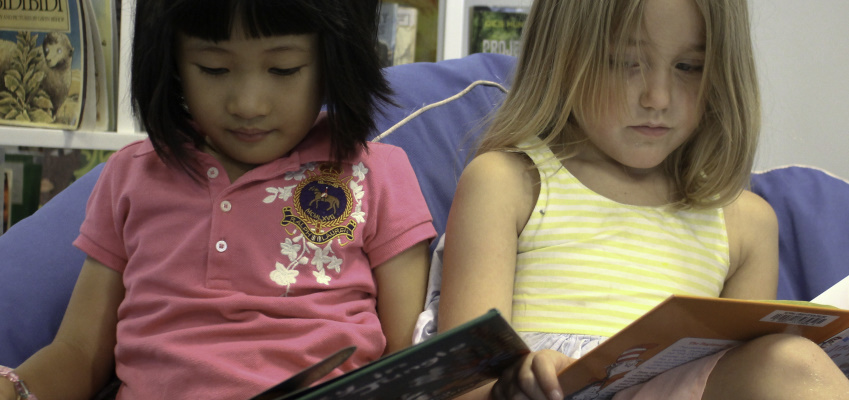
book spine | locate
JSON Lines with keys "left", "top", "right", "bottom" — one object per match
{"left": 468, "top": 6, "right": 528, "bottom": 57}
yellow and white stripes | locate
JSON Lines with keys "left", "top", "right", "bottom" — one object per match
{"left": 511, "top": 143, "right": 729, "bottom": 337}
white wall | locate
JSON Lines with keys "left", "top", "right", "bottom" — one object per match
{"left": 440, "top": 0, "right": 849, "bottom": 178}
{"left": 751, "top": 0, "right": 849, "bottom": 178}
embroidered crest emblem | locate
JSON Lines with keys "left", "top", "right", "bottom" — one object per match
{"left": 281, "top": 163, "right": 357, "bottom": 244}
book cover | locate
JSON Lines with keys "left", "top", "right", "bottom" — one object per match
{"left": 393, "top": 5, "right": 417, "bottom": 66}
{"left": 558, "top": 295, "right": 849, "bottom": 400}
{"left": 387, "top": 0, "right": 437, "bottom": 62}
{"left": 39, "top": 147, "right": 112, "bottom": 206}
{"left": 249, "top": 309, "right": 530, "bottom": 400}
{"left": 0, "top": 146, "right": 6, "bottom": 233}
{"left": 3, "top": 152, "right": 42, "bottom": 227}
{"left": 76, "top": 0, "right": 107, "bottom": 131}
{"left": 90, "top": 0, "right": 117, "bottom": 131}
{"left": 467, "top": 6, "right": 528, "bottom": 57}
{"left": 378, "top": 3, "right": 419, "bottom": 67}
{"left": 2, "top": 166, "right": 11, "bottom": 233}
{"left": 377, "top": 2, "right": 398, "bottom": 68}
{"left": 0, "top": 0, "right": 86, "bottom": 130}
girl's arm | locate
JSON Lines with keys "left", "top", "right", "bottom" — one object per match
{"left": 721, "top": 190, "right": 780, "bottom": 299}
{"left": 439, "top": 151, "right": 570, "bottom": 400}
{"left": 374, "top": 240, "right": 431, "bottom": 355}
{"left": 6, "top": 257, "right": 124, "bottom": 400}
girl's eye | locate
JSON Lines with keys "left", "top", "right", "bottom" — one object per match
{"left": 198, "top": 66, "right": 228, "bottom": 75}
{"left": 270, "top": 67, "right": 301, "bottom": 76}
{"left": 609, "top": 58, "right": 641, "bottom": 70}
{"left": 675, "top": 63, "right": 704, "bottom": 73}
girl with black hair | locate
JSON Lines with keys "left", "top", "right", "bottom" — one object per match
{"left": 0, "top": 1, "right": 434, "bottom": 399}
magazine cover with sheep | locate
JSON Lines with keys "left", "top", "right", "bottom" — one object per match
{"left": 0, "top": 0, "right": 87, "bottom": 130}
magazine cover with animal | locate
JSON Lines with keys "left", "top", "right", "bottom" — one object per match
{"left": 0, "top": 0, "right": 85, "bottom": 130}
{"left": 559, "top": 294, "right": 849, "bottom": 400}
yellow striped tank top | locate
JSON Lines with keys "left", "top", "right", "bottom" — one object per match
{"left": 511, "top": 141, "right": 730, "bottom": 337}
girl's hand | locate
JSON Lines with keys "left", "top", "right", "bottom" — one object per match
{"left": 491, "top": 349, "right": 574, "bottom": 400}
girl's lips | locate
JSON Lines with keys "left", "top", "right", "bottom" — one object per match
{"left": 230, "top": 129, "right": 271, "bottom": 142}
{"left": 631, "top": 125, "right": 670, "bottom": 137}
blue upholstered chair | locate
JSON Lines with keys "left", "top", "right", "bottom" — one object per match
{"left": 2, "top": 53, "right": 848, "bottom": 369}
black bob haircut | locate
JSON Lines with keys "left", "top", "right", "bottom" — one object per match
{"left": 131, "top": 0, "right": 392, "bottom": 175}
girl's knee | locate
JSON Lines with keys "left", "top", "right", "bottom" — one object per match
{"left": 737, "top": 333, "right": 830, "bottom": 371}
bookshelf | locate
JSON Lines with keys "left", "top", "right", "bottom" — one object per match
{"left": 0, "top": 0, "right": 142, "bottom": 152}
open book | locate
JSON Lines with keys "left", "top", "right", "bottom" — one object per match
{"left": 558, "top": 295, "right": 849, "bottom": 400}
{"left": 249, "top": 309, "right": 529, "bottom": 400}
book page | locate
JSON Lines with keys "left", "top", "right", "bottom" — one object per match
{"left": 812, "top": 276, "right": 849, "bottom": 309}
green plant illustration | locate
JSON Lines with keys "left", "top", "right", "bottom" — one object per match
{"left": 0, "top": 31, "right": 54, "bottom": 123}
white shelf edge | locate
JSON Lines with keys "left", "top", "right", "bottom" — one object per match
{"left": 1, "top": 128, "right": 146, "bottom": 150}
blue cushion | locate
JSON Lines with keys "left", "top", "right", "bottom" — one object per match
{"left": 0, "top": 163, "right": 104, "bottom": 366}
{"left": 370, "top": 53, "right": 516, "bottom": 242}
{"left": 751, "top": 166, "right": 849, "bottom": 301}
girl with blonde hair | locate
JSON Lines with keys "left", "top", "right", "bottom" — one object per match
{"left": 438, "top": 0, "right": 849, "bottom": 399}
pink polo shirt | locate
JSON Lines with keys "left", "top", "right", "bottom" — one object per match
{"left": 74, "top": 118, "right": 436, "bottom": 399}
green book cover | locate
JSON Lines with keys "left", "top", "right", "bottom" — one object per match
{"left": 249, "top": 309, "right": 529, "bottom": 400}
{"left": 468, "top": 6, "right": 528, "bottom": 57}
{"left": 4, "top": 153, "right": 42, "bottom": 227}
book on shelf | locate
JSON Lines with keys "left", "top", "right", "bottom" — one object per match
{"left": 0, "top": 0, "right": 108, "bottom": 131}
{"left": 91, "top": 0, "right": 118, "bottom": 131}
{"left": 3, "top": 151, "right": 42, "bottom": 228}
{"left": 377, "top": 2, "right": 418, "bottom": 67}
{"left": 0, "top": 146, "right": 5, "bottom": 234}
{"left": 0, "top": 0, "right": 86, "bottom": 130}
{"left": 386, "top": 0, "right": 437, "bottom": 62}
{"left": 77, "top": 0, "right": 108, "bottom": 132}
{"left": 2, "top": 167, "right": 10, "bottom": 233}
{"left": 247, "top": 309, "right": 530, "bottom": 400}
{"left": 467, "top": 6, "right": 528, "bottom": 57}
{"left": 39, "top": 147, "right": 112, "bottom": 205}
{"left": 557, "top": 294, "right": 849, "bottom": 400}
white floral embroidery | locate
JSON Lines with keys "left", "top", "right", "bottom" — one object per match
{"left": 270, "top": 262, "right": 299, "bottom": 286}
{"left": 284, "top": 163, "right": 317, "bottom": 181}
{"left": 325, "top": 256, "right": 342, "bottom": 273}
{"left": 280, "top": 238, "right": 301, "bottom": 261}
{"left": 352, "top": 162, "right": 369, "bottom": 181}
{"left": 310, "top": 242, "right": 334, "bottom": 271}
{"left": 351, "top": 203, "right": 365, "bottom": 223}
{"left": 264, "top": 186, "right": 295, "bottom": 203}
{"left": 313, "top": 270, "right": 331, "bottom": 285}
{"left": 349, "top": 180, "right": 365, "bottom": 202}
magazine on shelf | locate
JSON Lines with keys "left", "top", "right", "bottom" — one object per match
{"left": 3, "top": 151, "right": 42, "bottom": 228}
{"left": 90, "top": 0, "right": 118, "bottom": 131}
{"left": 467, "top": 5, "right": 528, "bottom": 57}
{"left": 557, "top": 295, "right": 849, "bottom": 400}
{"left": 247, "top": 309, "right": 530, "bottom": 400}
{"left": 377, "top": 2, "right": 419, "bottom": 67}
{"left": 77, "top": 0, "right": 108, "bottom": 131}
{"left": 0, "top": 0, "right": 87, "bottom": 130}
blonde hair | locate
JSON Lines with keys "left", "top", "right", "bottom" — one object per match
{"left": 479, "top": 0, "right": 760, "bottom": 209}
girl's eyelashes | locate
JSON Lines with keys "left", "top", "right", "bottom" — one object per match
{"left": 197, "top": 65, "right": 228, "bottom": 75}
{"left": 193, "top": 65, "right": 303, "bottom": 76}
{"left": 269, "top": 66, "right": 302, "bottom": 76}
{"left": 675, "top": 62, "right": 704, "bottom": 73}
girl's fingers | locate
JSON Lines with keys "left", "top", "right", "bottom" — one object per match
{"left": 492, "top": 351, "right": 573, "bottom": 400}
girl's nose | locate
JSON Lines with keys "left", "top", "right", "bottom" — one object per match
{"left": 226, "top": 84, "right": 271, "bottom": 120}
{"left": 639, "top": 68, "right": 671, "bottom": 111}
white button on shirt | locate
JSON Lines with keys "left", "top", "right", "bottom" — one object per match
{"left": 215, "top": 240, "right": 227, "bottom": 252}
{"left": 220, "top": 201, "right": 232, "bottom": 212}
{"left": 207, "top": 167, "right": 219, "bottom": 179}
